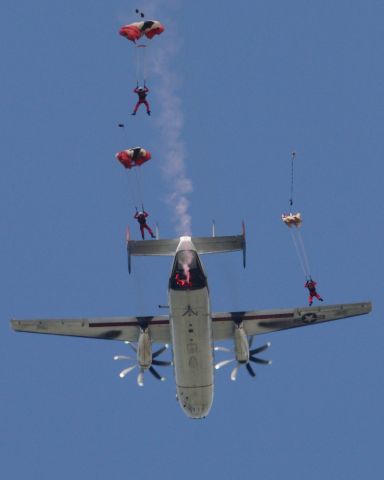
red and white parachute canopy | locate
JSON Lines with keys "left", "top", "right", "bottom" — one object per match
{"left": 281, "top": 212, "right": 302, "bottom": 228}
{"left": 115, "top": 147, "right": 151, "bottom": 169}
{"left": 119, "top": 20, "right": 164, "bottom": 43}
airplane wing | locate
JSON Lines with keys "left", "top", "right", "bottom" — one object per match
{"left": 11, "top": 315, "right": 171, "bottom": 344}
{"left": 212, "top": 302, "right": 372, "bottom": 340}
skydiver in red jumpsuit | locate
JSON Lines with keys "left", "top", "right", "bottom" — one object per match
{"left": 305, "top": 278, "right": 323, "bottom": 306}
{"left": 134, "top": 210, "right": 156, "bottom": 239}
{"left": 131, "top": 84, "right": 151, "bottom": 116}
{"left": 175, "top": 272, "right": 192, "bottom": 288}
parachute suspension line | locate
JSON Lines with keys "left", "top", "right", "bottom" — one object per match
{"left": 290, "top": 229, "right": 307, "bottom": 277}
{"left": 134, "top": 166, "right": 145, "bottom": 209}
{"left": 141, "top": 45, "right": 147, "bottom": 84}
{"left": 126, "top": 172, "right": 140, "bottom": 211}
{"left": 284, "top": 150, "right": 313, "bottom": 280}
{"left": 135, "top": 45, "right": 140, "bottom": 84}
{"left": 135, "top": 44, "right": 147, "bottom": 85}
{"left": 296, "top": 229, "right": 311, "bottom": 278}
{"left": 290, "top": 229, "right": 311, "bottom": 278}
{"left": 290, "top": 151, "right": 296, "bottom": 208}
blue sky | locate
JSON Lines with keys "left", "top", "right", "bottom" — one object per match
{"left": 1, "top": 1, "right": 383, "bottom": 478}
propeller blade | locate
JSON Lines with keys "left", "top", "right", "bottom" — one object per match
{"left": 250, "top": 356, "right": 272, "bottom": 366}
{"left": 246, "top": 363, "right": 256, "bottom": 377}
{"left": 124, "top": 341, "right": 137, "bottom": 353}
{"left": 214, "top": 346, "right": 231, "bottom": 353}
{"left": 152, "top": 359, "right": 172, "bottom": 366}
{"left": 137, "top": 368, "right": 145, "bottom": 387}
{"left": 250, "top": 342, "right": 271, "bottom": 355}
{"left": 248, "top": 335, "right": 254, "bottom": 349}
{"left": 113, "top": 355, "right": 132, "bottom": 361}
{"left": 215, "top": 358, "right": 235, "bottom": 370}
{"left": 149, "top": 366, "right": 165, "bottom": 381}
{"left": 230, "top": 365, "right": 239, "bottom": 381}
{"left": 153, "top": 344, "right": 168, "bottom": 358}
{"left": 119, "top": 365, "right": 137, "bottom": 378}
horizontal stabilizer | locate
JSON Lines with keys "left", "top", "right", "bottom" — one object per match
{"left": 128, "top": 235, "right": 244, "bottom": 257}
{"left": 192, "top": 235, "right": 244, "bottom": 255}
{"left": 128, "top": 238, "right": 180, "bottom": 257}
{"left": 127, "top": 223, "right": 246, "bottom": 272}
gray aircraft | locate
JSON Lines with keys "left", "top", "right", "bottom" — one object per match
{"left": 11, "top": 226, "right": 372, "bottom": 419}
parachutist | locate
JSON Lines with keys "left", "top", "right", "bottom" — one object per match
{"left": 132, "top": 85, "right": 151, "bottom": 116}
{"left": 175, "top": 273, "right": 192, "bottom": 288}
{"left": 134, "top": 210, "right": 156, "bottom": 240}
{"left": 118, "top": 123, "right": 125, "bottom": 128}
{"left": 305, "top": 278, "right": 323, "bottom": 306}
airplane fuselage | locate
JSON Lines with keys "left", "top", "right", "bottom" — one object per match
{"left": 168, "top": 237, "right": 214, "bottom": 418}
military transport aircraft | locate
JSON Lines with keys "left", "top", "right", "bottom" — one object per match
{"left": 11, "top": 226, "right": 372, "bottom": 419}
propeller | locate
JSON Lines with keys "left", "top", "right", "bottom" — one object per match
{"left": 215, "top": 338, "right": 271, "bottom": 381}
{"left": 114, "top": 341, "right": 172, "bottom": 387}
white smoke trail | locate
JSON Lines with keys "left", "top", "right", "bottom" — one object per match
{"left": 144, "top": 6, "right": 192, "bottom": 236}
{"left": 152, "top": 46, "right": 193, "bottom": 236}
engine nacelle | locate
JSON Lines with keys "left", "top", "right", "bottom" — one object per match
{"left": 234, "top": 323, "right": 249, "bottom": 364}
{"left": 137, "top": 329, "right": 152, "bottom": 368}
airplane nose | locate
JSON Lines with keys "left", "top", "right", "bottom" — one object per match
{"left": 178, "top": 386, "right": 213, "bottom": 419}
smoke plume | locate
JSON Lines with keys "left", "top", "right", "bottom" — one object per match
{"left": 151, "top": 23, "right": 193, "bottom": 236}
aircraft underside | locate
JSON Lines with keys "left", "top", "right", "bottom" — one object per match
{"left": 10, "top": 233, "right": 372, "bottom": 419}
{"left": 169, "top": 288, "right": 213, "bottom": 419}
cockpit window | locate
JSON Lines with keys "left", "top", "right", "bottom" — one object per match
{"left": 169, "top": 250, "right": 207, "bottom": 290}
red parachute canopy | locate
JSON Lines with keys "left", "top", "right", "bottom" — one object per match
{"left": 119, "top": 20, "right": 164, "bottom": 43}
{"left": 115, "top": 147, "right": 151, "bottom": 169}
